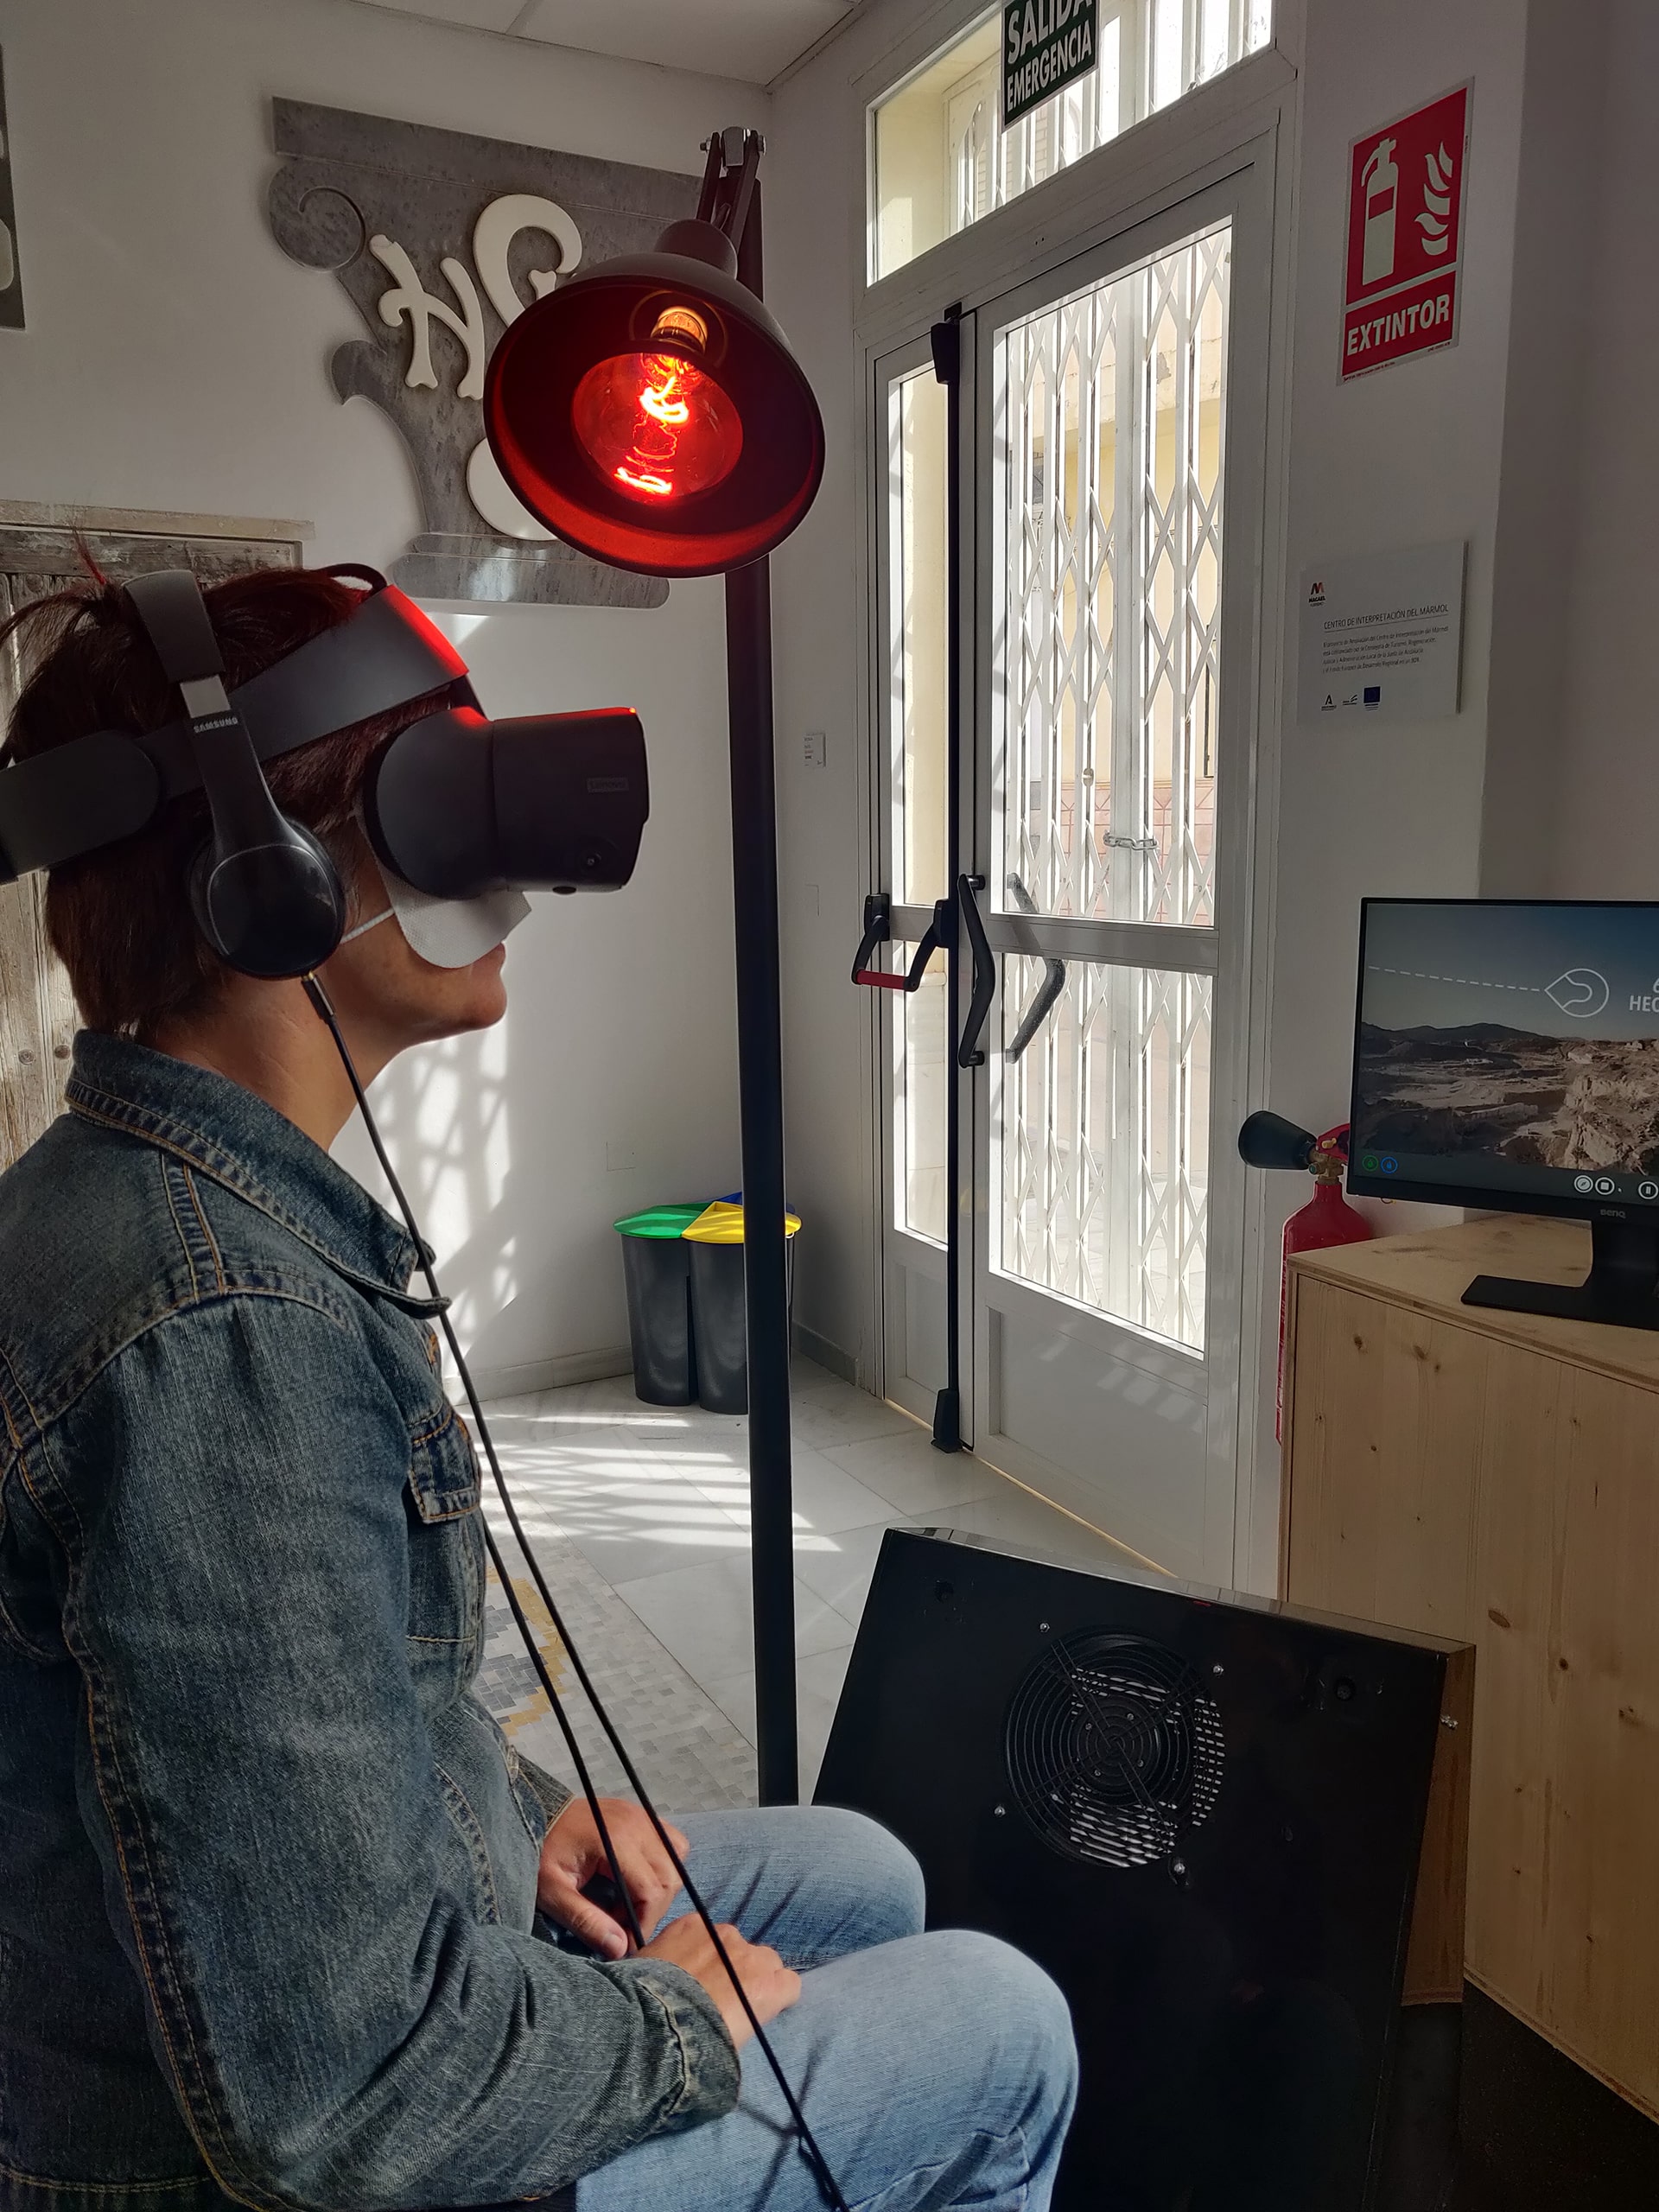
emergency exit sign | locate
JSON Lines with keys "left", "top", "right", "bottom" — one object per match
{"left": 1341, "top": 85, "right": 1471, "bottom": 378}
{"left": 1002, "top": 0, "right": 1099, "bottom": 127}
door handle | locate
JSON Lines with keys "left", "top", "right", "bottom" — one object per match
{"left": 852, "top": 892, "right": 950, "bottom": 993}
{"left": 957, "top": 874, "right": 993, "bottom": 1067}
{"left": 1003, "top": 873, "right": 1066, "bottom": 1063}
{"left": 849, "top": 892, "right": 893, "bottom": 984}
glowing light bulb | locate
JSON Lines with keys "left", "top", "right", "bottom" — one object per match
{"left": 571, "top": 347, "right": 744, "bottom": 504}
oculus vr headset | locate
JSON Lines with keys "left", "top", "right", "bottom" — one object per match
{"left": 0, "top": 566, "right": 649, "bottom": 979}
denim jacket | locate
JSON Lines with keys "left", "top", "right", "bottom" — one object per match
{"left": 0, "top": 1035, "right": 739, "bottom": 2212}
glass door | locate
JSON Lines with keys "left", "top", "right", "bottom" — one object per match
{"left": 966, "top": 193, "right": 1260, "bottom": 1581}
{"left": 868, "top": 163, "right": 1268, "bottom": 1582}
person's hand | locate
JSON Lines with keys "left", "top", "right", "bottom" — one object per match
{"left": 639, "top": 1916, "right": 801, "bottom": 2051}
{"left": 537, "top": 1797, "right": 687, "bottom": 1960}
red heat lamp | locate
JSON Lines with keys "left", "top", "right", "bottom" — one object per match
{"left": 484, "top": 219, "right": 824, "bottom": 576}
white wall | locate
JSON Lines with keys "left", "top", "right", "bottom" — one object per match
{"left": 1266, "top": 0, "right": 1525, "bottom": 1141}
{"left": 1242, "top": 0, "right": 1531, "bottom": 1581}
{"left": 1540, "top": 0, "right": 1659, "bottom": 902}
{"left": 765, "top": 18, "right": 886, "bottom": 1382}
{"left": 1479, "top": 0, "right": 1608, "bottom": 899}
{"left": 0, "top": 0, "right": 767, "bottom": 1388}
{"left": 360, "top": 591, "right": 747, "bottom": 1385}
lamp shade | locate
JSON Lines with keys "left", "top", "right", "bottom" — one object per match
{"left": 483, "top": 223, "right": 826, "bottom": 578}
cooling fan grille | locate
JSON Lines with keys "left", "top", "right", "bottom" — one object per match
{"left": 1005, "top": 1630, "right": 1225, "bottom": 1869}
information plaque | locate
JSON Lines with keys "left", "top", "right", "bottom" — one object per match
{"left": 1299, "top": 542, "right": 1466, "bottom": 726}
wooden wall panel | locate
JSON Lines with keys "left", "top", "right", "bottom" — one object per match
{"left": 0, "top": 873, "right": 74, "bottom": 1167}
{"left": 2, "top": 564, "right": 80, "bottom": 1169}
{"left": 0, "top": 519, "right": 302, "bottom": 1171}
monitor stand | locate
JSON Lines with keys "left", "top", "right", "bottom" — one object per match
{"left": 1464, "top": 1215, "right": 1659, "bottom": 1332}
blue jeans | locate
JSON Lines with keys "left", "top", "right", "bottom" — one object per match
{"left": 574, "top": 1807, "right": 1078, "bottom": 2212}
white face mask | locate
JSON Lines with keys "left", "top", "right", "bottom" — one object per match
{"left": 341, "top": 863, "right": 531, "bottom": 969}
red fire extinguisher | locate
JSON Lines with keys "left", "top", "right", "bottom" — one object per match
{"left": 1275, "top": 1124, "right": 1370, "bottom": 1440}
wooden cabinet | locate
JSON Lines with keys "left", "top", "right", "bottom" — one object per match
{"left": 1282, "top": 1215, "right": 1659, "bottom": 2120}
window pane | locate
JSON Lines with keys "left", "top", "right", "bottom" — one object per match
{"left": 872, "top": 2, "right": 1272, "bottom": 281}
{"left": 894, "top": 944, "right": 949, "bottom": 1243}
{"left": 997, "top": 955, "right": 1210, "bottom": 1350}
{"left": 996, "top": 222, "right": 1229, "bottom": 926}
{"left": 889, "top": 368, "right": 950, "bottom": 906}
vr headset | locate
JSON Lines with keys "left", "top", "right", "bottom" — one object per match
{"left": 0, "top": 566, "right": 649, "bottom": 979}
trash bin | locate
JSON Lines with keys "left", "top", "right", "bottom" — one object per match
{"left": 682, "top": 1199, "right": 802, "bottom": 1415}
{"left": 613, "top": 1204, "right": 705, "bottom": 1405}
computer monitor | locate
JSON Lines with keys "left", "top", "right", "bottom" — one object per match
{"left": 1348, "top": 899, "right": 1659, "bottom": 1330}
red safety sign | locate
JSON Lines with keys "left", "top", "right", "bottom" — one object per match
{"left": 1341, "top": 85, "right": 1470, "bottom": 379}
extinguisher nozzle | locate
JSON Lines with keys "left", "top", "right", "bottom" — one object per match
{"left": 1238, "top": 1111, "right": 1319, "bottom": 1173}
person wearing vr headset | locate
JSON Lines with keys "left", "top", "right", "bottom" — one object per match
{"left": 0, "top": 562, "right": 1077, "bottom": 2212}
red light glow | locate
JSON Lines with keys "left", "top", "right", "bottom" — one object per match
{"left": 571, "top": 350, "right": 743, "bottom": 504}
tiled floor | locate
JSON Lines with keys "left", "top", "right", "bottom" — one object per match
{"left": 480, "top": 1357, "right": 1138, "bottom": 1803}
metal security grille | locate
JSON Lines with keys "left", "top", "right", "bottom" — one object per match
{"left": 998, "top": 226, "right": 1229, "bottom": 927}
{"left": 991, "top": 225, "right": 1228, "bottom": 1353}
{"left": 1001, "top": 957, "right": 1211, "bottom": 1349}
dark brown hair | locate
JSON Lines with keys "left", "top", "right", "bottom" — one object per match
{"left": 0, "top": 561, "right": 448, "bottom": 1037}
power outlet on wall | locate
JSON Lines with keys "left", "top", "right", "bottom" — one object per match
{"left": 804, "top": 728, "right": 827, "bottom": 768}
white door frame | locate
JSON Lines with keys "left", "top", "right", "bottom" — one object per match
{"left": 853, "top": 51, "right": 1300, "bottom": 1592}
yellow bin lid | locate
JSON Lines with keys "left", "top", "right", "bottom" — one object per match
{"left": 683, "top": 1199, "right": 802, "bottom": 1245}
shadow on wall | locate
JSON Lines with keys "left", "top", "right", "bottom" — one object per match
{"left": 337, "top": 594, "right": 744, "bottom": 1386}
{"left": 368, "top": 1023, "right": 517, "bottom": 1345}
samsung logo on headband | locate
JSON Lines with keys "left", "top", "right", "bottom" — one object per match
{"left": 586, "top": 776, "right": 630, "bottom": 793}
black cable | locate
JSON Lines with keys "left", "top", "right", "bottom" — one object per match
{"left": 303, "top": 976, "right": 852, "bottom": 2212}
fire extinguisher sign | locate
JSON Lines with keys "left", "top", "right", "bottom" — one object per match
{"left": 1341, "top": 85, "right": 1470, "bottom": 380}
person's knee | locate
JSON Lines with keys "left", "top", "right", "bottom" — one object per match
{"left": 925, "top": 1928, "right": 1078, "bottom": 2112}
{"left": 802, "top": 1805, "right": 926, "bottom": 1946}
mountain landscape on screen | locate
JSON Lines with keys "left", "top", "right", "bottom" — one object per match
{"left": 1355, "top": 1021, "right": 1659, "bottom": 1173}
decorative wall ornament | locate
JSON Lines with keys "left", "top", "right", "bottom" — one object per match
{"left": 0, "top": 50, "right": 24, "bottom": 332}
{"left": 268, "top": 99, "right": 699, "bottom": 607}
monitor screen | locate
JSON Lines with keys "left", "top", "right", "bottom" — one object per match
{"left": 1348, "top": 900, "right": 1659, "bottom": 1217}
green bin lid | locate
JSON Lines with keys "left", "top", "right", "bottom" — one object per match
{"left": 613, "top": 1203, "right": 708, "bottom": 1239}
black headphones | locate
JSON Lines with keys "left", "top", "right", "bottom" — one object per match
{"left": 124, "top": 569, "right": 346, "bottom": 980}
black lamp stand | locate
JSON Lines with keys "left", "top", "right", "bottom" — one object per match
{"left": 711, "top": 131, "right": 798, "bottom": 1806}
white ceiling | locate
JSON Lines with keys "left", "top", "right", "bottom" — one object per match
{"left": 350, "top": 0, "right": 859, "bottom": 85}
